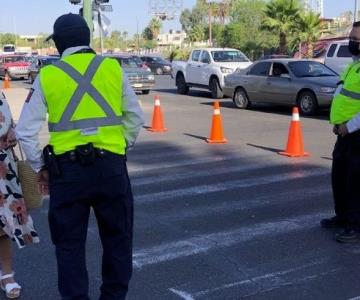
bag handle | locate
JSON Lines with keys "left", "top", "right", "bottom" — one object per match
{"left": 10, "top": 142, "right": 25, "bottom": 162}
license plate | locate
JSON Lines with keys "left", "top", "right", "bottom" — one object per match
{"left": 133, "top": 83, "right": 143, "bottom": 88}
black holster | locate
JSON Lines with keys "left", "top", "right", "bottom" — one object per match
{"left": 43, "top": 145, "right": 61, "bottom": 176}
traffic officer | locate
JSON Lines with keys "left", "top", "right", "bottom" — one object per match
{"left": 15, "top": 13, "right": 144, "bottom": 299}
{"left": 323, "top": 21, "right": 360, "bottom": 243}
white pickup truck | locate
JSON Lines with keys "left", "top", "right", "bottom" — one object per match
{"left": 171, "top": 48, "right": 252, "bottom": 98}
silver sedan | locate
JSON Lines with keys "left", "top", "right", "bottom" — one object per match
{"left": 223, "top": 59, "right": 340, "bottom": 115}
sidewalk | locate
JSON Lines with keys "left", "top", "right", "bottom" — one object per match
{"left": 2, "top": 87, "right": 28, "bottom": 121}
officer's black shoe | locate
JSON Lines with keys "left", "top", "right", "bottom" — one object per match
{"left": 335, "top": 228, "right": 359, "bottom": 243}
{"left": 320, "top": 216, "right": 346, "bottom": 229}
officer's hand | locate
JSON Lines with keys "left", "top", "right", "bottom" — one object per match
{"left": 333, "top": 125, "right": 339, "bottom": 135}
{"left": 338, "top": 124, "right": 349, "bottom": 137}
{"left": 36, "top": 169, "right": 49, "bottom": 195}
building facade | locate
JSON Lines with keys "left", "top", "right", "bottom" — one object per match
{"left": 303, "top": 0, "right": 324, "bottom": 18}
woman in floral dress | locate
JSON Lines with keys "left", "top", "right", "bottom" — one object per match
{"left": 0, "top": 90, "right": 39, "bottom": 298}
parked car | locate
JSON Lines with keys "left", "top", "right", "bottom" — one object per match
{"left": 223, "top": 59, "right": 339, "bottom": 115}
{"left": 172, "top": 48, "right": 252, "bottom": 99}
{"left": 140, "top": 56, "right": 172, "bottom": 75}
{"left": 106, "top": 54, "right": 155, "bottom": 94}
{"left": 0, "top": 54, "right": 30, "bottom": 80}
{"left": 28, "top": 55, "right": 60, "bottom": 83}
{"left": 131, "top": 55, "right": 152, "bottom": 72}
{"left": 324, "top": 40, "right": 352, "bottom": 75}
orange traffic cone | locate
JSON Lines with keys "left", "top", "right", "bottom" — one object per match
{"left": 206, "top": 101, "right": 227, "bottom": 144}
{"left": 3, "top": 75, "right": 10, "bottom": 89}
{"left": 279, "top": 107, "right": 310, "bottom": 157}
{"left": 147, "top": 95, "right": 167, "bottom": 132}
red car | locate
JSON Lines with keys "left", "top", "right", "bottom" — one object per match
{"left": 0, "top": 55, "right": 30, "bottom": 80}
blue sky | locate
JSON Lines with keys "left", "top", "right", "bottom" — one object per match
{"left": 0, "top": 0, "right": 354, "bottom": 36}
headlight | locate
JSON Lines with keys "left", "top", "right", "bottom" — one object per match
{"left": 320, "top": 87, "right": 336, "bottom": 93}
{"left": 220, "top": 67, "right": 234, "bottom": 74}
{"left": 164, "top": 65, "right": 171, "bottom": 70}
{"left": 148, "top": 74, "right": 155, "bottom": 81}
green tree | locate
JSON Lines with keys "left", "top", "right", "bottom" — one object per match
{"left": 149, "top": 18, "right": 162, "bottom": 40}
{"left": 0, "top": 33, "right": 16, "bottom": 46}
{"left": 189, "top": 24, "right": 205, "bottom": 42}
{"left": 221, "top": 0, "right": 277, "bottom": 58}
{"left": 296, "top": 11, "right": 322, "bottom": 58}
{"left": 142, "top": 27, "right": 154, "bottom": 41}
{"left": 262, "top": 0, "right": 301, "bottom": 54}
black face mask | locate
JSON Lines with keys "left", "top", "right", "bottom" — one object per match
{"left": 349, "top": 40, "right": 360, "bottom": 56}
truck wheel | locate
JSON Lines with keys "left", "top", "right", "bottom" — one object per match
{"left": 176, "top": 74, "right": 189, "bottom": 95}
{"left": 233, "top": 88, "right": 250, "bottom": 109}
{"left": 210, "top": 77, "right": 223, "bottom": 99}
{"left": 297, "top": 90, "right": 318, "bottom": 116}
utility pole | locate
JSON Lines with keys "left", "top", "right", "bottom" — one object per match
{"left": 83, "top": 0, "right": 94, "bottom": 41}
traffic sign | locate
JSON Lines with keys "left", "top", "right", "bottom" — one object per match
{"left": 92, "top": 3, "right": 113, "bottom": 12}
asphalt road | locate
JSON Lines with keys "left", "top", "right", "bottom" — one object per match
{"left": 4, "top": 76, "right": 359, "bottom": 300}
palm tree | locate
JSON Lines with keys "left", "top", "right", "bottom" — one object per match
{"left": 149, "top": 18, "right": 162, "bottom": 40}
{"left": 296, "top": 11, "right": 322, "bottom": 58}
{"left": 262, "top": 0, "right": 301, "bottom": 54}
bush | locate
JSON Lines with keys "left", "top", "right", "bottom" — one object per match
{"left": 169, "top": 48, "right": 191, "bottom": 62}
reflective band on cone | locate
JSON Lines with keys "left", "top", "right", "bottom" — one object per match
{"left": 292, "top": 113, "right": 300, "bottom": 121}
{"left": 279, "top": 106, "right": 310, "bottom": 157}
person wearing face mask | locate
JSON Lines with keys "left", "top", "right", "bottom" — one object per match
{"left": 321, "top": 21, "right": 360, "bottom": 243}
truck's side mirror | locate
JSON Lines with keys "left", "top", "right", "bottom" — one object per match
{"left": 202, "top": 58, "right": 210, "bottom": 64}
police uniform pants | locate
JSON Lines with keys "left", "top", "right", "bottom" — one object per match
{"left": 48, "top": 153, "right": 133, "bottom": 300}
{"left": 332, "top": 132, "right": 360, "bottom": 226}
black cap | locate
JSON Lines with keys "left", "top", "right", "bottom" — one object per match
{"left": 46, "top": 13, "right": 91, "bottom": 56}
{"left": 45, "top": 13, "right": 90, "bottom": 42}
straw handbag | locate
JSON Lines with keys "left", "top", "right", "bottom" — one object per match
{"left": 11, "top": 145, "right": 42, "bottom": 210}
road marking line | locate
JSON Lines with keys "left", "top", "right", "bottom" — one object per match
{"left": 135, "top": 168, "right": 330, "bottom": 204}
{"left": 128, "top": 151, "right": 288, "bottom": 173}
{"left": 136, "top": 186, "right": 330, "bottom": 225}
{"left": 133, "top": 211, "right": 330, "bottom": 269}
{"left": 171, "top": 259, "right": 334, "bottom": 298}
{"left": 168, "top": 288, "right": 195, "bottom": 300}
{"left": 132, "top": 160, "right": 280, "bottom": 186}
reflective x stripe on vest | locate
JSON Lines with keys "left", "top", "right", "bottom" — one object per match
{"left": 48, "top": 56, "right": 123, "bottom": 132}
{"left": 339, "top": 88, "right": 360, "bottom": 100}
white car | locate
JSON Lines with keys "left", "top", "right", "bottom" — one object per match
{"left": 171, "top": 48, "right": 252, "bottom": 99}
{"left": 324, "top": 40, "right": 352, "bottom": 75}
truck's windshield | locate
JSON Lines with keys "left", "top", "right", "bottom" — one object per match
{"left": 211, "top": 51, "right": 249, "bottom": 62}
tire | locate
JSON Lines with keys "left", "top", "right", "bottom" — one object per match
{"left": 233, "top": 88, "right": 250, "bottom": 109}
{"left": 142, "top": 90, "right": 150, "bottom": 95}
{"left": 176, "top": 73, "right": 189, "bottom": 95}
{"left": 156, "top": 67, "right": 163, "bottom": 75}
{"left": 209, "top": 77, "right": 223, "bottom": 99}
{"left": 297, "top": 90, "right": 318, "bottom": 116}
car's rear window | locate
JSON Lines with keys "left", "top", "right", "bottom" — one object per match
{"left": 288, "top": 61, "right": 337, "bottom": 77}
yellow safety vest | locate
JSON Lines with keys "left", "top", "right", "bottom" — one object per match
{"left": 330, "top": 61, "right": 360, "bottom": 124}
{"left": 39, "top": 53, "right": 126, "bottom": 155}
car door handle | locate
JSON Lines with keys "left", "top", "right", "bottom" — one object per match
{"left": 243, "top": 80, "right": 248, "bottom": 83}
